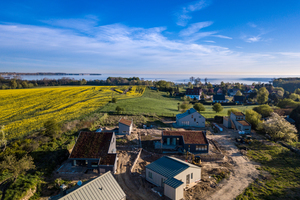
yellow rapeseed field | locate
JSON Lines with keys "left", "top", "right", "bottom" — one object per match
{"left": 0, "top": 86, "right": 145, "bottom": 139}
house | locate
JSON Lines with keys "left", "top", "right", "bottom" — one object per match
{"left": 176, "top": 108, "right": 205, "bottom": 127}
{"left": 233, "top": 95, "right": 245, "bottom": 104}
{"left": 161, "top": 130, "right": 209, "bottom": 153}
{"left": 213, "top": 95, "right": 228, "bottom": 103}
{"left": 146, "top": 156, "right": 201, "bottom": 200}
{"left": 51, "top": 171, "right": 126, "bottom": 200}
{"left": 185, "top": 87, "right": 202, "bottom": 100}
{"left": 223, "top": 112, "right": 251, "bottom": 134}
{"left": 119, "top": 118, "right": 133, "bottom": 135}
{"left": 69, "top": 131, "right": 117, "bottom": 174}
{"left": 227, "top": 89, "right": 239, "bottom": 96}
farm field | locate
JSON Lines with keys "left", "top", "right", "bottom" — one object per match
{"left": 100, "top": 89, "right": 258, "bottom": 118}
{"left": 0, "top": 86, "right": 144, "bottom": 139}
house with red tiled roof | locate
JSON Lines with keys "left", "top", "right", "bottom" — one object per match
{"left": 185, "top": 87, "right": 202, "bottom": 100}
{"left": 69, "top": 131, "right": 117, "bottom": 174}
{"left": 118, "top": 118, "right": 133, "bottom": 135}
{"left": 161, "top": 131, "right": 209, "bottom": 153}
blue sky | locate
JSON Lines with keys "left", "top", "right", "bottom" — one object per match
{"left": 1, "top": 0, "right": 300, "bottom": 75}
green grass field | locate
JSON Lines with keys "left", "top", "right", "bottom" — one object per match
{"left": 236, "top": 141, "right": 300, "bottom": 200}
{"left": 100, "top": 88, "right": 257, "bottom": 118}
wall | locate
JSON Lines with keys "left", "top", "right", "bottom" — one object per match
{"left": 98, "top": 165, "right": 114, "bottom": 174}
{"left": 108, "top": 132, "right": 117, "bottom": 153}
{"left": 119, "top": 123, "right": 131, "bottom": 135}
{"left": 164, "top": 184, "right": 176, "bottom": 200}
{"left": 145, "top": 168, "right": 167, "bottom": 187}
{"left": 174, "top": 167, "right": 201, "bottom": 187}
{"left": 184, "top": 143, "right": 209, "bottom": 153}
{"left": 177, "top": 112, "right": 205, "bottom": 127}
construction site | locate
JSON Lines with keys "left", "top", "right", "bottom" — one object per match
{"left": 112, "top": 124, "right": 260, "bottom": 200}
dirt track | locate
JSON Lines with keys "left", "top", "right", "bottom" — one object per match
{"left": 205, "top": 130, "right": 259, "bottom": 200}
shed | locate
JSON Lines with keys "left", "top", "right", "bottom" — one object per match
{"left": 118, "top": 118, "right": 133, "bottom": 135}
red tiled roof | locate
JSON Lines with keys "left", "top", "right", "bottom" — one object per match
{"left": 233, "top": 112, "right": 245, "bottom": 116}
{"left": 163, "top": 131, "right": 208, "bottom": 144}
{"left": 69, "top": 132, "right": 113, "bottom": 159}
{"left": 186, "top": 87, "right": 202, "bottom": 95}
{"left": 237, "top": 120, "right": 250, "bottom": 126}
{"left": 119, "top": 118, "right": 132, "bottom": 126}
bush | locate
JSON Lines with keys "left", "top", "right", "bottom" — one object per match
{"left": 253, "top": 104, "right": 273, "bottom": 117}
{"left": 193, "top": 103, "right": 205, "bottom": 112}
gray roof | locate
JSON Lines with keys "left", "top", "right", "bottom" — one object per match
{"left": 164, "top": 177, "right": 184, "bottom": 188}
{"left": 58, "top": 171, "right": 126, "bottom": 200}
{"left": 146, "top": 156, "right": 189, "bottom": 178}
{"left": 176, "top": 108, "right": 198, "bottom": 120}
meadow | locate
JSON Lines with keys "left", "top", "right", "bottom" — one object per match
{"left": 100, "top": 89, "right": 258, "bottom": 118}
{"left": 0, "top": 86, "right": 144, "bottom": 139}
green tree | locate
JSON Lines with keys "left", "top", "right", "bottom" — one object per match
{"left": 112, "top": 97, "right": 117, "bottom": 103}
{"left": 253, "top": 104, "right": 274, "bottom": 118}
{"left": 257, "top": 87, "right": 269, "bottom": 104}
{"left": 0, "top": 155, "right": 35, "bottom": 181}
{"left": 245, "top": 109, "right": 262, "bottom": 130}
{"left": 116, "top": 106, "right": 124, "bottom": 114}
{"left": 180, "top": 101, "right": 192, "bottom": 112}
{"left": 21, "top": 81, "right": 28, "bottom": 88}
{"left": 261, "top": 113, "right": 298, "bottom": 142}
{"left": 0, "top": 125, "right": 7, "bottom": 151}
{"left": 212, "top": 103, "right": 223, "bottom": 113}
{"left": 289, "top": 93, "right": 300, "bottom": 101}
{"left": 80, "top": 79, "right": 87, "bottom": 85}
{"left": 193, "top": 103, "right": 205, "bottom": 112}
{"left": 235, "top": 90, "right": 242, "bottom": 96}
{"left": 290, "top": 105, "right": 300, "bottom": 131}
{"left": 9, "top": 79, "right": 17, "bottom": 89}
{"left": 294, "top": 88, "right": 300, "bottom": 95}
{"left": 227, "top": 108, "right": 240, "bottom": 116}
{"left": 43, "top": 119, "right": 60, "bottom": 137}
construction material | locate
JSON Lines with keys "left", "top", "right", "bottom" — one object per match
{"left": 130, "top": 148, "right": 142, "bottom": 173}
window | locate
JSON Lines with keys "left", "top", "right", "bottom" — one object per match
{"left": 194, "top": 118, "right": 196, "bottom": 122}
{"left": 191, "top": 173, "right": 193, "bottom": 179}
{"left": 196, "top": 145, "right": 200, "bottom": 151}
{"left": 148, "top": 171, "right": 152, "bottom": 179}
{"left": 191, "top": 115, "right": 193, "bottom": 118}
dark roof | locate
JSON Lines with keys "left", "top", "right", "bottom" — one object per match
{"left": 164, "top": 177, "right": 184, "bottom": 188}
{"left": 213, "top": 95, "right": 225, "bottom": 100}
{"left": 56, "top": 171, "right": 126, "bottom": 200}
{"left": 233, "top": 95, "right": 245, "bottom": 102}
{"left": 163, "top": 131, "right": 208, "bottom": 144}
{"left": 176, "top": 108, "right": 198, "bottom": 119}
{"left": 285, "top": 117, "right": 295, "bottom": 124}
{"left": 232, "top": 112, "right": 245, "bottom": 116}
{"left": 186, "top": 87, "right": 202, "bottom": 95}
{"left": 99, "top": 154, "right": 116, "bottom": 166}
{"left": 146, "top": 156, "right": 189, "bottom": 178}
{"left": 119, "top": 118, "right": 132, "bottom": 126}
{"left": 69, "top": 132, "right": 113, "bottom": 159}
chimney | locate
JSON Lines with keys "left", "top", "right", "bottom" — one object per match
{"left": 60, "top": 184, "right": 67, "bottom": 196}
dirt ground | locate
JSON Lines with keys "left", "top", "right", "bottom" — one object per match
{"left": 202, "top": 129, "right": 259, "bottom": 200}
{"left": 115, "top": 149, "right": 164, "bottom": 200}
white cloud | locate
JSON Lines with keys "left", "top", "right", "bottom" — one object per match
{"left": 248, "top": 22, "right": 257, "bottom": 28}
{"left": 246, "top": 36, "right": 261, "bottom": 43}
{"left": 0, "top": 22, "right": 299, "bottom": 75}
{"left": 213, "top": 35, "right": 232, "bottom": 39}
{"left": 176, "top": 0, "right": 211, "bottom": 26}
{"left": 204, "top": 40, "right": 216, "bottom": 43}
{"left": 179, "top": 21, "right": 213, "bottom": 36}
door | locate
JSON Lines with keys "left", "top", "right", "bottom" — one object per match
{"left": 186, "top": 174, "right": 190, "bottom": 185}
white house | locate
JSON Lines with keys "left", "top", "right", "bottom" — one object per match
{"left": 176, "top": 108, "right": 205, "bottom": 127}
{"left": 146, "top": 156, "right": 201, "bottom": 200}
{"left": 118, "top": 118, "right": 133, "bottom": 135}
{"left": 185, "top": 87, "right": 202, "bottom": 100}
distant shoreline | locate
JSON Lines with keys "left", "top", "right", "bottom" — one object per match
{"left": 0, "top": 72, "right": 101, "bottom": 76}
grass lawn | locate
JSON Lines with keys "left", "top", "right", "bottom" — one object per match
{"left": 100, "top": 88, "right": 257, "bottom": 118}
{"left": 236, "top": 140, "right": 300, "bottom": 200}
